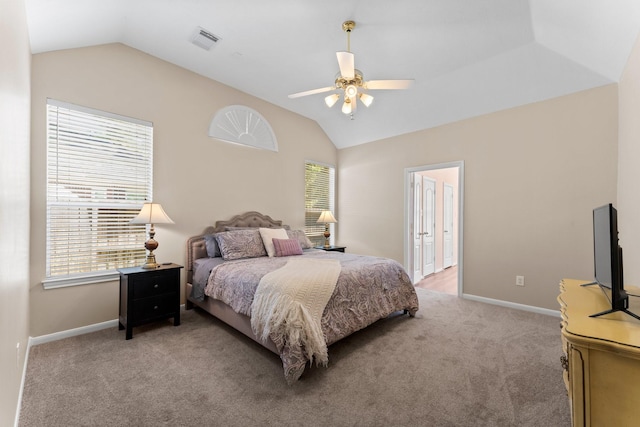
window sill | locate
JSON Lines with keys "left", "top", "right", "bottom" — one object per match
{"left": 42, "top": 271, "right": 120, "bottom": 290}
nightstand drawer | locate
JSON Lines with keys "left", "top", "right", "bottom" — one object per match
{"left": 132, "top": 273, "right": 177, "bottom": 299}
{"left": 134, "top": 294, "right": 177, "bottom": 321}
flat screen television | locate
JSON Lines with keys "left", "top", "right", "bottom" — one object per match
{"left": 583, "top": 203, "right": 640, "bottom": 321}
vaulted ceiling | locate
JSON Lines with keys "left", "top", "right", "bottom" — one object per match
{"left": 25, "top": 0, "right": 640, "bottom": 149}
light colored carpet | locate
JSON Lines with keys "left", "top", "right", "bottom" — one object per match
{"left": 19, "top": 288, "right": 570, "bottom": 426}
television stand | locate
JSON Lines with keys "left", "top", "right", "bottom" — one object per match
{"left": 558, "top": 279, "right": 640, "bottom": 427}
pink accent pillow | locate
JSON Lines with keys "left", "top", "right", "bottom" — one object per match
{"left": 272, "top": 238, "right": 303, "bottom": 257}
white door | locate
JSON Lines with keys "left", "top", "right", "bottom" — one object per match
{"left": 443, "top": 183, "right": 454, "bottom": 268}
{"left": 422, "top": 177, "right": 436, "bottom": 276}
{"left": 412, "top": 175, "right": 422, "bottom": 281}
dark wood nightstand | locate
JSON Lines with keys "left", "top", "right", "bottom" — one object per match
{"left": 314, "top": 245, "right": 346, "bottom": 253}
{"left": 118, "top": 263, "right": 183, "bottom": 340}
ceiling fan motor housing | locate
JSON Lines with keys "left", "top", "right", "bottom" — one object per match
{"left": 335, "top": 70, "right": 364, "bottom": 90}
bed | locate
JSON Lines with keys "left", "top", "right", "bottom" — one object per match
{"left": 185, "top": 211, "right": 419, "bottom": 383}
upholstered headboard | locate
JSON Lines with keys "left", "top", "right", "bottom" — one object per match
{"left": 185, "top": 211, "right": 285, "bottom": 283}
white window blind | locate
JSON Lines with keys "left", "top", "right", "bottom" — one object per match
{"left": 46, "top": 99, "right": 153, "bottom": 282}
{"left": 304, "top": 161, "right": 335, "bottom": 243}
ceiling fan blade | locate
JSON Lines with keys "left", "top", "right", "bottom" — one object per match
{"left": 336, "top": 51, "right": 355, "bottom": 79}
{"left": 365, "top": 79, "right": 415, "bottom": 90}
{"left": 288, "top": 86, "right": 336, "bottom": 99}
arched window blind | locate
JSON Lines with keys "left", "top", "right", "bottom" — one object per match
{"left": 304, "top": 161, "right": 335, "bottom": 244}
{"left": 45, "top": 99, "right": 153, "bottom": 286}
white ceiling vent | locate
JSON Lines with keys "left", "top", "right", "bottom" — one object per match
{"left": 191, "top": 26, "right": 220, "bottom": 50}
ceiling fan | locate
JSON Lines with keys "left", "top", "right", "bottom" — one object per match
{"left": 288, "top": 20, "right": 414, "bottom": 118}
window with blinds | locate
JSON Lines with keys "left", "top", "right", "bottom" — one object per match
{"left": 304, "top": 161, "right": 335, "bottom": 243}
{"left": 46, "top": 99, "right": 153, "bottom": 282}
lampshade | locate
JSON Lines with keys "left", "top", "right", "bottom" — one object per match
{"left": 325, "top": 93, "right": 340, "bottom": 108}
{"left": 317, "top": 211, "right": 337, "bottom": 224}
{"left": 341, "top": 99, "right": 352, "bottom": 115}
{"left": 130, "top": 203, "right": 174, "bottom": 225}
{"left": 358, "top": 92, "right": 374, "bottom": 107}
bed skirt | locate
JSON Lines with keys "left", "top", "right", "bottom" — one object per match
{"left": 185, "top": 282, "right": 279, "bottom": 354}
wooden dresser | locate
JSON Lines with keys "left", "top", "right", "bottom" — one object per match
{"left": 558, "top": 279, "right": 640, "bottom": 426}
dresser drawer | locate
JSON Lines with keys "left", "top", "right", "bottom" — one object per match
{"left": 133, "top": 294, "right": 177, "bottom": 322}
{"left": 132, "top": 271, "right": 177, "bottom": 299}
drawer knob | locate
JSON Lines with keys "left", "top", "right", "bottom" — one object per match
{"left": 154, "top": 305, "right": 158, "bottom": 310}
{"left": 154, "top": 284, "right": 159, "bottom": 288}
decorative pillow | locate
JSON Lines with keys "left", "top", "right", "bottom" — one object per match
{"left": 273, "top": 238, "right": 303, "bottom": 257}
{"left": 215, "top": 229, "right": 267, "bottom": 260}
{"left": 259, "top": 227, "right": 289, "bottom": 257}
{"left": 286, "top": 229, "right": 313, "bottom": 249}
{"left": 203, "top": 234, "right": 221, "bottom": 257}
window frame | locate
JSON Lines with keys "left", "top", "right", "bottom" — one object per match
{"left": 43, "top": 99, "right": 153, "bottom": 289}
{"left": 304, "top": 160, "right": 336, "bottom": 246}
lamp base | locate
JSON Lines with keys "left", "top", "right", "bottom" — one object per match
{"left": 323, "top": 230, "right": 331, "bottom": 248}
{"left": 141, "top": 235, "right": 159, "bottom": 269}
{"left": 141, "top": 252, "right": 159, "bottom": 269}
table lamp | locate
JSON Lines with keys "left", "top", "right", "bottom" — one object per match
{"left": 316, "top": 210, "right": 337, "bottom": 248}
{"left": 130, "top": 202, "right": 174, "bottom": 269}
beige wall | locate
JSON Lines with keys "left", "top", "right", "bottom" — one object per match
{"left": 25, "top": 37, "right": 637, "bottom": 333}
{"left": 618, "top": 33, "right": 640, "bottom": 286}
{"left": 0, "top": 0, "right": 31, "bottom": 423}
{"left": 338, "top": 85, "right": 618, "bottom": 310}
{"left": 30, "top": 43, "right": 336, "bottom": 337}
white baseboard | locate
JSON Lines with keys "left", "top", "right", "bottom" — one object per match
{"left": 14, "top": 337, "right": 31, "bottom": 427}
{"left": 29, "top": 319, "right": 120, "bottom": 347}
{"left": 462, "top": 293, "right": 561, "bottom": 317}
{"left": 29, "top": 304, "right": 188, "bottom": 347}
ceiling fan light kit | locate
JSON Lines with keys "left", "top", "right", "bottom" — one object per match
{"left": 288, "top": 20, "right": 414, "bottom": 118}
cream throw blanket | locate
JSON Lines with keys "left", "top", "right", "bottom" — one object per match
{"left": 251, "top": 258, "right": 342, "bottom": 366}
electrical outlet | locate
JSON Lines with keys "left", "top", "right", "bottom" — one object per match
{"left": 516, "top": 276, "right": 525, "bottom": 287}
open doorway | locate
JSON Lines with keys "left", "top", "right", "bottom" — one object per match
{"left": 404, "top": 161, "right": 464, "bottom": 295}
